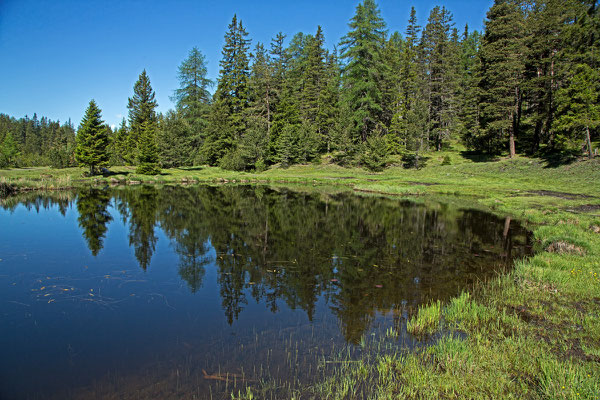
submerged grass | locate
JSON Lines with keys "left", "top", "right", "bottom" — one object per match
{"left": 2, "top": 154, "right": 600, "bottom": 399}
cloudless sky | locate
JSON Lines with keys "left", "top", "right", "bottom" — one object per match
{"left": 0, "top": 0, "right": 492, "bottom": 128}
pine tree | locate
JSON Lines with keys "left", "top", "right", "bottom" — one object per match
{"left": 317, "top": 49, "right": 341, "bottom": 153}
{"left": 127, "top": 70, "right": 158, "bottom": 164}
{"left": 136, "top": 120, "right": 160, "bottom": 174}
{"left": 203, "top": 15, "right": 251, "bottom": 165}
{"left": 340, "top": 0, "right": 388, "bottom": 143}
{"left": 458, "top": 25, "right": 483, "bottom": 149}
{"left": 553, "top": 0, "right": 599, "bottom": 157}
{"left": 382, "top": 32, "right": 404, "bottom": 154}
{"left": 172, "top": 47, "right": 212, "bottom": 137}
{"left": 75, "top": 100, "right": 109, "bottom": 175}
{"left": 421, "top": 6, "right": 458, "bottom": 151}
{"left": 400, "top": 7, "right": 427, "bottom": 152}
{"left": 478, "top": 0, "right": 527, "bottom": 157}
{"left": 301, "top": 26, "right": 327, "bottom": 124}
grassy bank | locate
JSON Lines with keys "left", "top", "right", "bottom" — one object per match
{"left": 2, "top": 155, "right": 600, "bottom": 399}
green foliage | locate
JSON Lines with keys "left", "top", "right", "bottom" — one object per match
{"left": 359, "top": 134, "right": 388, "bottom": 171}
{"left": 1, "top": 132, "right": 20, "bottom": 168}
{"left": 127, "top": 70, "right": 158, "bottom": 164}
{"left": 136, "top": 121, "right": 160, "bottom": 175}
{"left": 171, "top": 47, "right": 212, "bottom": 155}
{"left": 207, "top": 15, "right": 251, "bottom": 165}
{"left": 75, "top": 100, "right": 109, "bottom": 175}
{"left": 76, "top": 188, "right": 113, "bottom": 256}
{"left": 554, "top": 63, "right": 599, "bottom": 156}
{"left": 478, "top": 1, "right": 527, "bottom": 157}
{"left": 340, "top": 0, "right": 387, "bottom": 143}
{"left": 157, "top": 111, "right": 195, "bottom": 168}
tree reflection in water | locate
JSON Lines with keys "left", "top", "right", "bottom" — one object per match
{"left": 9, "top": 185, "right": 531, "bottom": 343}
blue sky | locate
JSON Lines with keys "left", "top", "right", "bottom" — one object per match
{"left": 0, "top": 0, "right": 492, "bottom": 128}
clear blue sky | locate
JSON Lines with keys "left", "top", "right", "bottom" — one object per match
{"left": 0, "top": 0, "right": 492, "bottom": 128}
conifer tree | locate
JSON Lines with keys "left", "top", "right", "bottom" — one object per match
{"left": 202, "top": 15, "right": 251, "bottom": 165}
{"left": 340, "top": 0, "right": 388, "bottom": 143}
{"left": 172, "top": 47, "right": 212, "bottom": 136}
{"left": 127, "top": 70, "right": 158, "bottom": 164}
{"left": 478, "top": 0, "right": 527, "bottom": 157}
{"left": 458, "top": 25, "right": 483, "bottom": 149}
{"left": 75, "top": 100, "right": 109, "bottom": 175}
{"left": 0, "top": 131, "right": 19, "bottom": 167}
{"left": 136, "top": 120, "right": 160, "bottom": 174}
{"left": 421, "top": 6, "right": 458, "bottom": 151}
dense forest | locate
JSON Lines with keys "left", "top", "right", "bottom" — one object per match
{"left": 0, "top": 0, "right": 598, "bottom": 172}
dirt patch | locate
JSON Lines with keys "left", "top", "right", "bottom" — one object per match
{"left": 591, "top": 225, "right": 600, "bottom": 234}
{"left": 406, "top": 181, "right": 439, "bottom": 186}
{"left": 527, "top": 190, "right": 597, "bottom": 200}
{"left": 546, "top": 241, "right": 586, "bottom": 256}
{"left": 564, "top": 338, "right": 600, "bottom": 363}
{"left": 571, "top": 204, "right": 600, "bottom": 212}
{"left": 510, "top": 305, "right": 546, "bottom": 324}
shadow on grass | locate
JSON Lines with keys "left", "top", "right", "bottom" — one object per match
{"left": 537, "top": 148, "right": 581, "bottom": 169}
{"left": 101, "top": 170, "right": 131, "bottom": 177}
{"left": 178, "top": 166, "right": 205, "bottom": 172}
{"left": 459, "top": 151, "right": 501, "bottom": 163}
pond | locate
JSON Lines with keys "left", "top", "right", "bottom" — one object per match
{"left": 0, "top": 185, "right": 531, "bottom": 399}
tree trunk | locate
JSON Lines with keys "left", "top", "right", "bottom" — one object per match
{"left": 586, "top": 125, "right": 594, "bottom": 159}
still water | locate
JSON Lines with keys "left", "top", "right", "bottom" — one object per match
{"left": 0, "top": 185, "right": 531, "bottom": 399}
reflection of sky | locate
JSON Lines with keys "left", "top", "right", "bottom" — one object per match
{"left": 0, "top": 203, "right": 343, "bottom": 398}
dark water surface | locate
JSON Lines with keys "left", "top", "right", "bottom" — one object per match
{"left": 0, "top": 185, "right": 531, "bottom": 399}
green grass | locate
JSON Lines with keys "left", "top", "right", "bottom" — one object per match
{"left": 2, "top": 153, "right": 600, "bottom": 399}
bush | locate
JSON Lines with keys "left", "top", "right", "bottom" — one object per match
{"left": 441, "top": 155, "right": 452, "bottom": 165}
{"left": 359, "top": 135, "right": 388, "bottom": 172}
{"left": 402, "top": 152, "right": 428, "bottom": 169}
{"left": 254, "top": 157, "right": 266, "bottom": 172}
{"left": 136, "top": 163, "right": 161, "bottom": 175}
{"left": 219, "top": 148, "right": 247, "bottom": 171}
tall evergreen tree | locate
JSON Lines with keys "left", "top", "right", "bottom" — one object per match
{"left": 75, "top": 100, "right": 109, "bottom": 175}
{"left": 202, "top": 15, "right": 251, "bottom": 165}
{"left": 421, "top": 6, "right": 458, "bottom": 151}
{"left": 554, "top": 0, "right": 600, "bottom": 157}
{"left": 172, "top": 47, "right": 212, "bottom": 137}
{"left": 127, "top": 70, "right": 158, "bottom": 164}
{"left": 458, "top": 25, "right": 482, "bottom": 149}
{"left": 340, "top": 0, "right": 388, "bottom": 143}
{"left": 478, "top": 0, "right": 527, "bottom": 157}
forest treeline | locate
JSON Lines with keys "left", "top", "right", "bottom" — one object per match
{"left": 1, "top": 0, "right": 598, "bottom": 172}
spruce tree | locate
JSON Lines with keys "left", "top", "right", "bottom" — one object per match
{"left": 202, "top": 15, "right": 251, "bottom": 165}
{"left": 127, "top": 70, "right": 158, "bottom": 164}
{"left": 421, "top": 6, "right": 458, "bottom": 151}
{"left": 478, "top": 0, "right": 527, "bottom": 157}
{"left": 458, "top": 25, "right": 482, "bottom": 149}
{"left": 340, "top": 0, "right": 387, "bottom": 143}
{"left": 75, "top": 100, "right": 109, "bottom": 175}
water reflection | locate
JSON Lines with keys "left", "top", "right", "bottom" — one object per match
{"left": 2, "top": 185, "right": 531, "bottom": 344}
